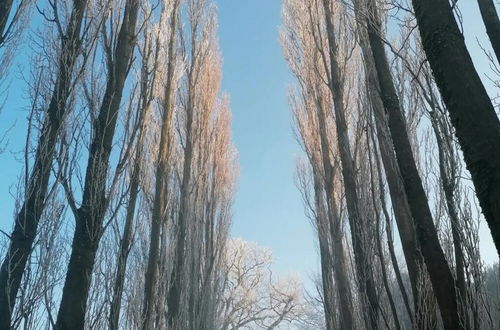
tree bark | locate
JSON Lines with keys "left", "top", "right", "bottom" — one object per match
{"left": 361, "top": 23, "right": 424, "bottom": 319}
{"left": 320, "top": 0, "right": 379, "bottom": 327}
{"left": 166, "top": 84, "right": 194, "bottom": 328}
{"left": 0, "top": 1, "right": 87, "bottom": 328}
{"left": 314, "top": 94, "right": 355, "bottom": 330}
{"left": 412, "top": 0, "right": 500, "bottom": 258}
{"left": 429, "top": 109, "right": 470, "bottom": 328}
{"left": 55, "top": 1, "right": 139, "bottom": 328}
{"left": 166, "top": 30, "right": 198, "bottom": 325}
{"left": 478, "top": 0, "right": 500, "bottom": 64}
{"left": 109, "top": 58, "right": 154, "bottom": 328}
{"left": 314, "top": 175, "right": 334, "bottom": 330}
{"left": 109, "top": 160, "right": 139, "bottom": 330}
{"left": 363, "top": 0, "right": 462, "bottom": 328}
{"left": 367, "top": 132, "right": 401, "bottom": 330}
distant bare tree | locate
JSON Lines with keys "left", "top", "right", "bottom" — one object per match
{"left": 219, "top": 238, "right": 307, "bottom": 330}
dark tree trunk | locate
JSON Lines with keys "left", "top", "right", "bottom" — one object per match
{"left": 360, "top": 26, "right": 424, "bottom": 326}
{"left": 368, "top": 110, "right": 415, "bottom": 325}
{"left": 321, "top": 0, "right": 379, "bottom": 327}
{"left": 364, "top": 0, "right": 462, "bottom": 328}
{"left": 429, "top": 109, "right": 470, "bottom": 328}
{"left": 109, "top": 163, "right": 138, "bottom": 330}
{"left": 55, "top": 1, "right": 139, "bottom": 328}
{"left": 356, "top": 7, "right": 425, "bottom": 326}
{"left": 109, "top": 122, "right": 146, "bottom": 329}
{"left": 367, "top": 133, "right": 401, "bottom": 330}
{"left": 110, "top": 25, "right": 159, "bottom": 329}
{"left": 0, "top": 1, "right": 87, "bottom": 328}
{"left": 412, "top": 0, "right": 500, "bottom": 257}
{"left": 311, "top": 170, "right": 336, "bottom": 330}
{"left": 318, "top": 238, "right": 336, "bottom": 330}
{"left": 478, "top": 0, "right": 500, "bottom": 64}
{"left": 379, "top": 169, "right": 414, "bottom": 326}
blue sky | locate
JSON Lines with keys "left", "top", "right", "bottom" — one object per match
{"left": 0, "top": 0, "right": 497, "bottom": 292}
{"left": 216, "top": 0, "right": 318, "bottom": 280}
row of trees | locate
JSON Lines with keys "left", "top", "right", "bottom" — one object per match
{"left": 0, "top": 0, "right": 311, "bottom": 329}
{"left": 282, "top": 0, "right": 500, "bottom": 329}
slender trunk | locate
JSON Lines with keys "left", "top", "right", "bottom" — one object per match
{"left": 109, "top": 122, "right": 146, "bottom": 330}
{"left": 430, "top": 111, "right": 470, "bottom": 328}
{"left": 367, "top": 133, "right": 401, "bottom": 330}
{"left": 319, "top": 248, "right": 336, "bottom": 330}
{"left": 329, "top": 211, "right": 355, "bottom": 330}
{"left": 110, "top": 26, "right": 160, "bottom": 330}
{"left": 381, "top": 193, "right": 413, "bottom": 325}
{"left": 310, "top": 163, "right": 336, "bottom": 330}
{"left": 0, "top": 1, "right": 87, "bottom": 328}
{"left": 318, "top": 220, "right": 336, "bottom": 329}
{"left": 478, "top": 0, "right": 500, "bottom": 64}
{"left": 369, "top": 118, "right": 414, "bottom": 325}
{"left": 166, "top": 93, "right": 194, "bottom": 327}
{"left": 355, "top": 7, "right": 428, "bottom": 326}
{"left": 315, "top": 94, "right": 355, "bottom": 330}
{"left": 55, "top": 1, "right": 139, "bottom": 328}
{"left": 362, "top": 0, "right": 462, "bottom": 328}
{"left": 143, "top": 195, "right": 163, "bottom": 329}
{"left": 321, "top": 1, "right": 379, "bottom": 327}
{"left": 109, "top": 163, "right": 139, "bottom": 330}
{"left": 142, "top": 3, "right": 178, "bottom": 328}
{"left": 412, "top": 0, "right": 500, "bottom": 257}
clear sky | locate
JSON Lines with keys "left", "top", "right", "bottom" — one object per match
{"left": 0, "top": 0, "right": 497, "bottom": 292}
{"left": 216, "top": 0, "right": 318, "bottom": 281}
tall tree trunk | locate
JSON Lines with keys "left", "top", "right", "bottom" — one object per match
{"left": 367, "top": 133, "right": 401, "bottom": 330}
{"left": 110, "top": 27, "right": 160, "bottom": 330}
{"left": 311, "top": 169, "right": 336, "bottom": 330}
{"left": 166, "top": 88, "right": 194, "bottom": 327}
{"left": 318, "top": 224, "right": 336, "bottom": 329}
{"left": 142, "top": 3, "right": 178, "bottom": 328}
{"left": 356, "top": 7, "right": 428, "bottom": 326}
{"left": 369, "top": 123, "right": 414, "bottom": 325}
{"left": 363, "top": 0, "right": 462, "bottom": 328}
{"left": 315, "top": 94, "right": 355, "bottom": 330}
{"left": 0, "top": 1, "right": 87, "bottom": 328}
{"left": 55, "top": 1, "right": 139, "bottom": 328}
{"left": 378, "top": 161, "right": 414, "bottom": 326}
{"left": 429, "top": 110, "right": 470, "bottom": 328}
{"left": 364, "top": 35, "right": 424, "bottom": 314}
{"left": 412, "top": 0, "right": 500, "bottom": 257}
{"left": 109, "top": 161, "right": 139, "bottom": 330}
{"left": 478, "top": 0, "right": 500, "bottom": 64}
{"left": 320, "top": 1, "right": 379, "bottom": 328}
